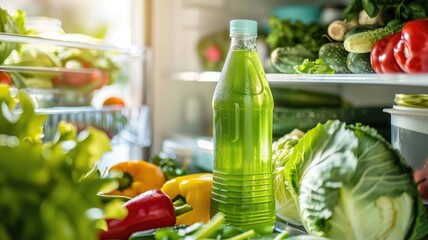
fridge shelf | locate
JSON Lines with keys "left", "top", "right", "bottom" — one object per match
{"left": 172, "top": 71, "right": 428, "bottom": 86}
{"left": 0, "top": 32, "right": 142, "bottom": 108}
{"left": 0, "top": 32, "right": 143, "bottom": 56}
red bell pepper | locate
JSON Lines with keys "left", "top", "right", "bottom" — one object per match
{"left": 394, "top": 18, "right": 428, "bottom": 73}
{"left": 371, "top": 32, "right": 404, "bottom": 74}
{"left": 99, "top": 189, "right": 191, "bottom": 240}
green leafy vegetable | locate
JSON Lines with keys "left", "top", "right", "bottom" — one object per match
{"left": 293, "top": 59, "right": 335, "bottom": 74}
{"left": 344, "top": 0, "right": 428, "bottom": 22}
{"left": 266, "top": 16, "right": 328, "bottom": 53}
{"left": 0, "top": 7, "right": 26, "bottom": 63}
{"left": 0, "top": 85, "right": 121, "bottom": 240}
{"left": 130, "top": 212, "right": 258, "bottom": 240}
{"left": 272, "top": 129, "right": 305, "bottom": 226}
{"left": 273, "top": 120, "right": 428, "bottom": 239}
{"left": 150, "top": 153, "right": 186, "bottom": 180}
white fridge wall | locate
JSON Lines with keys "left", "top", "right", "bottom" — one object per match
{"left": 149, "top": 0, "right": 426, "bottom": 154}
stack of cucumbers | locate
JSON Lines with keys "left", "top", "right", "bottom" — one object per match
{"left": 321, "top": 22, "right": 403, "bottom": 74}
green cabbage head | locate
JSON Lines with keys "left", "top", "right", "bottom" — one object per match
{"left": 279, "top": 120, "right": 428, "bottom": 240}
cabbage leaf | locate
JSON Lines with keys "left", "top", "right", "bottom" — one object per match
{"left": 272, "top": 129, "right": 305, "bottom": 225}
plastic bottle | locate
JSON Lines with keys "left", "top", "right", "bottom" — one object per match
{"left": 211, "top": 19, "right": 275, "bottom": 235}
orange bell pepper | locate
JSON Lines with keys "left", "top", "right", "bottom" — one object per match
{"left": 161, "top": 173, "right": 213, "bottom": 225}
{"left": 106, "top": 160, "right": 166, "bottom": 198}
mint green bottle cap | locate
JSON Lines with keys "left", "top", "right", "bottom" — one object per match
{"left": 230, "top": 19, "right": 257, "bottom": 34}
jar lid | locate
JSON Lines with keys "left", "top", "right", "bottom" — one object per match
{"left": 395, "top": 94, "right": 428, "bottom": 108}
{"left": 230, "top": 19, "right": 257, "bottom": 34}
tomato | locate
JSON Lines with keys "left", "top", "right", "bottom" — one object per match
{"left": 102, "top": 96, "right": 125, "bottom": 107}
{"left": 0, "top": 71, "right": 12, "bottom": 85}
{"left": 52, "top": 70, "right": 101, "bottom": 89}
{"left": 57, "top": 59, "right": 101, "bottom": 88}
{"left": 414, "top": 169, "right": 428, "bottom": 201}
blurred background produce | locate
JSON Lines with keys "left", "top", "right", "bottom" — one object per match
{"left": 0, "top": 3, "right": 131, "bottom": 108}
{"left": 0, "top": 85, "right": 126, "bottom": 240}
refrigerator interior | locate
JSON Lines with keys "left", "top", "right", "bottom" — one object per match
{"left": 149, "top": 0, "right": 427, "bottom": 156}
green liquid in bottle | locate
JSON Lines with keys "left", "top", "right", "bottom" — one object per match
{"left": 211, "top": 46, "right": 275, "bottom": 235}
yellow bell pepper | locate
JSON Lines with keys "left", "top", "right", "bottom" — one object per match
{"left": 161, "top": 173, "right": 213, "bottom": 225}
{"left": 106, "top": 160, "right": 166, "bottom": 198}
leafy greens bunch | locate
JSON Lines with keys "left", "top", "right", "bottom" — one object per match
{"left": 0, "top": 85, "right": 122, "bottom": 240}
{"left": 344, "top": 0, "right": 428, "bottom": 22}
{"left": 266, "top": 16, "right": 329, "bottom": 54}
{"left": 273, "top": 120, "right": 428, "bottom": 239}
{"left": 0, "top": 7, "right": 26, "bottom": 63}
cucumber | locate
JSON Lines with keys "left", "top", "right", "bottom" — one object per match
{"left": 271, "top": 46, "right": 316, "bottom": 74}
{"left": 346, "top": 52, "right": 374, "bottom": 73}
{"left": 343, "top": 23, "right": 404, "bottom": 53}
{"left": 344, "top": 24, "right": 380, "bottom": 39}
{"left": 318, "top": 43, "right": 351, "bottom": 73}
{"left": 271, "top": 87, "right": 349, "bottom": 108}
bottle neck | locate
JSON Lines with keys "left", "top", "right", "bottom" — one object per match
{"left": 230, "top": 32, "right": 257, "bottom": 51}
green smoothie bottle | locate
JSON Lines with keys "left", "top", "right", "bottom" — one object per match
{"left": 211, "top": 19, "right": 275, "bottom": 235}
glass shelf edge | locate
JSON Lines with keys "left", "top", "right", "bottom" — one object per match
{"left": 0, "top": 33, "right": 144, "bottom": 56}
{"left": 172, "top": 71, "right": 428, "bottom": 86}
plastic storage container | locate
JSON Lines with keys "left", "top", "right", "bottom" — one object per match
{"left": 384, "top": 105, "right": 428, "bottom": 170}
{"left": 384, "top": 104, "right": 428, "bottom": 203}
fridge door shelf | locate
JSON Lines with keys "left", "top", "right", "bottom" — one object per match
{"left": 0, "top": 32, "right": 144, "bottom": 108}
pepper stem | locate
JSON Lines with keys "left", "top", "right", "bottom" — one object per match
{"left": 117, "top": 172, "right": 133, "bottom": 191}
{"left": 173, "top": 198, "right": 193, "bottom": 217}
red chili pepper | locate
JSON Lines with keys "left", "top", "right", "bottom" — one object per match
{"left": 0, "top": 71, "right": 12, "bottom": 85}
{"left": 371, "top": 32, "right": 404, "bottom": 74}
{"left": 394, "top": 18, "right": 428, "bottom": 73}
{"left": 99, "top": 189, "right": 191, "bottom": 240}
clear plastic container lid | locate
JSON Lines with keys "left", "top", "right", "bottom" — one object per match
{"left": 384, "top": 105, "right": 428, "bottom": 134}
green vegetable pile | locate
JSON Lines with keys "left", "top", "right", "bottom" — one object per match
{"left": 273, "top": 120, "right": 428, "bottom": 239}
{"left": 129, "top": 212, "right": 290, "bottom": 240}
{"left": 266, "top": 17, "right": 328, "bottom": 53}
{"left": 0, "top": 85, "right": 124, "bottom": 240}
{"left": 344, "top": 0, "right": 428, "bottom": 22}
{"left": 266, "top": 16, "right": 332, "bottom": 74}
